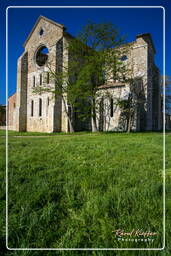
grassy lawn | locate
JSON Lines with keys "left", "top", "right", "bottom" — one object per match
{"left": 0, "top": 131, "right": 171, "bottom": 255}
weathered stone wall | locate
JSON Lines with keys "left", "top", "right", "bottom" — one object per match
{"left": 15, "top": 17, "right": 72, "bottom": 133}
{"left": 53, "top": 38, "right": 63, "bottom": 132}
{"left": 96, "top": 36, "right": 148, "bottom": 131}
{"left": 96, "top": 33, "right": 161, "bottom": 132}
{"left": 61, "top": 37, "right": 70, "bottom": 132}
{"left": 152, "top": 66, "right": 162, "bottom": 130}
{"left": 15, "top": 52, "right": 28, "bottom": 132}
{"left": 8, "top": 93, "right": 16, "bottom": 129}
{"left": 96, "top": 85, "right": 130, "bottom": 131}
{"left": 13, "top": 16, "right": 160, "bottom": 133}
{"left": 24, "top": 17, "right": 65, "bottom": 132}
{"left": 146, "top": 47, "right": 154, "bottom": 130}
{"left": 131, "top": 41, "right": 147, "bottom": 131}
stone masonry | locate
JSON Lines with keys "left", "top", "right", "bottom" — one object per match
{"left": 96, "top": 34, "right": 162, "bottom": 131}
{"left": 8, "top": 16, "right": 162, "bottom": 132}
{"left": 8, "top": 93, "right": 16, "bottom": 130}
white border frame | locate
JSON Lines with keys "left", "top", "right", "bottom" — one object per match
{"left": 6, "top": 5, "right": 165, "bottom": 251}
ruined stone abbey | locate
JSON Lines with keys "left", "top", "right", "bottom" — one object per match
{"left": 8, "top": 16, "right": 162, "bottom": 132}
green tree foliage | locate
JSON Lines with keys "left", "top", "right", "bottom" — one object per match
{"left": 67, "top": 21, "right": 127, "bottom": 131}
{"left": 33, "top": 21, "right": 128, "bottom": 132}
{"left": 116, "top": 76, "right": 145, "bottom": 133}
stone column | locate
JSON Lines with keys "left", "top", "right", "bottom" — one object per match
{"left": 15, "top": 57, "right": 22, "bottom": 131}
{"left": 15, "top": 52, "right": 28, "bottom": 131}
{"left": 146, "top": 49, "right": 154, "bottom": 131}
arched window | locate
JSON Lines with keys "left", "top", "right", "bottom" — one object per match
{"left": 39, "top": 28, "right": 44, "bottom": 36}
{"left": 39, "top": 98, "right": 42, "bottom": 116}
{"left": 47, "top": 72, "right": 49, "bottom": 84}
{"left": 120, "top": 55, "right": 128, "bottom": 61}
{"left": 36, "top": 46, "right": 49, "bottom": 66}
{"left": 40, "top": 74, "right": 42, "bottom": 85}
{"left": 33, "top": 76, "right": 35, "bottom": 87}
{"left": 110, "top": 98, "right": 114, "bottom": 117}
{"left": 31, "top": 100, "right": 34, "bottom": 117}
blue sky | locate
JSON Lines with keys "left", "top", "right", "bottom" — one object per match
{"left": 0, "top": 0, "right": 170, "bottom": 105}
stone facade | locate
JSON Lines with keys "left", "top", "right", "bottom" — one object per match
{"left": 14, "top": 16, "right": 67, "bottom": 132}
{"left": 96, "top": 34, "right": 162, "bottom": 131}
{"left": 8, "top": 93, "right": 16, "bottom": 130}
{"left": 8, "top": 16, "right": 162, "bottom": 132}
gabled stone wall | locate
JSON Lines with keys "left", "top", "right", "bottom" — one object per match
{"left": 96, "top": 33, "right": 161, "bottom": 131}
{"left": 15, "top": 16, "right": 70, "bottom": 133}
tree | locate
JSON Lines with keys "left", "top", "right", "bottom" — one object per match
{"left": 68, "top": 21, "right": 127, "bottom": 131}
{"left": 116, "top": 72, "right": 145, "bottom": 133}
{"left": 116, "top": 82, "right": 136, "bottom": 133}
{"left": 33, "top": 21, "right": 128, "bottom": 132}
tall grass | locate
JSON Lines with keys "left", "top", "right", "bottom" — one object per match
{"left": 0, "top": 132, "right": 171, "bottom": 255}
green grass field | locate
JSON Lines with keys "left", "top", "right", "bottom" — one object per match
{"left": 0, "top": 131, "right": 171, "bottom": 256}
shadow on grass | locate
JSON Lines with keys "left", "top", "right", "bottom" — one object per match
{"left": 0, "top": 129, "right": 164, "bottom": 137}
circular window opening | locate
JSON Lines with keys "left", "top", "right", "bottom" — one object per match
{"left": 36, "top": 46, "right": 49, "bottom": 66}
{"left": 39, "top": 28, "right": 44, "bottom": 36}
{"left": 120, "top": 55, "right": 128, "bottom": 61}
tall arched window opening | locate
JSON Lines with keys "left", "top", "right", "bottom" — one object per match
{"left": 40, "top": 74, "right": 42, "bottom": 85}
{"left": 39, "top": 98, "right": 42, "bottom": 117}
{"left": 33, "top": 76, "right": 35, "bottom": 87}
{"left": 47, "top": 72, "right": 49, "bottom": 84}
{"left": 36, "top": 46, "right": 49, "bottom": 67}
{"left": 110, "top": 98, "right": 114, "bottom": 117}
{"left": 31, "top": 100, "right": 34, "bottom": 117}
